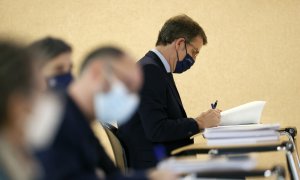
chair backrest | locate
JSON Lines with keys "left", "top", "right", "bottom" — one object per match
{"left": 102, "top": 123, "right": 128, "bottom": 173}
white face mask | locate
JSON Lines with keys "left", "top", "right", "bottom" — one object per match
{"left": 25, "top": 93, "right": 63, "bottom": 150}
{"left": 94, "top": 79, "right": 140, "bottom": 126}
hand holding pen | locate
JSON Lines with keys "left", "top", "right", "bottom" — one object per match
{"left": 194, "top": 100, "right": 221, "bottom": 129}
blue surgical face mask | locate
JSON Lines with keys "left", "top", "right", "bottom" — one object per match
{"left": 48, "top": 72, "right": 73, "bottom": 90}
{"left": 94, "top": 79, "right": 140, "bottom": 126}
{"left": 174, "top": 42, "right": 195, "bottom": 73}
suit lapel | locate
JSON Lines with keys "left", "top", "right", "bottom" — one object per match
{"left": 145, "top": 51, "right": 184, "bottom": 108}
{"left": 165, "top": 74, "right": 184, "bottom": 107}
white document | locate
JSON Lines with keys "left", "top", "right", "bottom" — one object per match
{"left": 158, "top": 156, "right": 256, "bottom": 174}
{"left": 220, "top": 101, "right": 266, "bottom": 126}
{"left": 204, "top": 129, "right": 279, "bottom": 139}
{"left": 203, "top": 123, "right": 280, "bottom": 146}
{"left": 206, "top": 135, "right": 279, "bottom": 146}
{"left": 204, "top": 123, "right": 280, "bottom": 133}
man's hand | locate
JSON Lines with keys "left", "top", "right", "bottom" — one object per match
{"left": 195, "top": 109, "right": 221, "bottom": 129}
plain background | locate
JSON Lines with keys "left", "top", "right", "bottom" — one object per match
{"left": 1, "top": 0, "right": 300, "bottom": 160}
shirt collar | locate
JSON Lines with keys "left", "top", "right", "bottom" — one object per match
{"left": 151, "top": 48, "right": 171, "bottom": 73}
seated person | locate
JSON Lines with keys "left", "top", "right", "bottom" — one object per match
{"left": 36, "top": 46, "right": 177, "bottom": 180}
{"left": 28, "top": 37, "right": 73, "bottom": 90}
{"left": 118, "top": 15, "right": 221, "bottom": 169}
{"left": 0, "top": 41, "right": 42, "bottom": 179}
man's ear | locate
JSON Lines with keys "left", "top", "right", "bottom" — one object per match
{"left": 89, "top": 60, "right": 111, "bottom": 92}
{"left": 174, "top": 38, "right": 185, "bottom": 50}
{"left": 84, "top": 60, "right": 102, "bottom": 92}
{"left": 89, "top": 60, "right": 103, "bottom": 81}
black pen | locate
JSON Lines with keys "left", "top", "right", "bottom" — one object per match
{"left": 211, "top": 100, "right": 218, "bottom": 109}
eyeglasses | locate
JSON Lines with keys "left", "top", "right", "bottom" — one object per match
{"left": 187, "top": 42, "right": 200, "bottom": 58}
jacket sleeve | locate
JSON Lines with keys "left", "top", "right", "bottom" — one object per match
{"left": 138, "top": 65, "right": 199, "bottom": 143}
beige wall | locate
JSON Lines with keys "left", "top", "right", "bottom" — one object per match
{"left": 1, "top": 0, "right": 300, "bottom": 143}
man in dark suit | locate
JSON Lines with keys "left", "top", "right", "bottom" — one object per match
{"left": 118, "top": 14, "right": 221, "bottom": 169}
{"left": 36, "top": 46, "right": 176, "bottom": 179}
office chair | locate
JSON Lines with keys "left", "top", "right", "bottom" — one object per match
{"left": 102, "top": 123, "right": 128, "bottom": 174}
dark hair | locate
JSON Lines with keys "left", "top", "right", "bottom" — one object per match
{"left": 28, "top": 36, "right": 72, "bottom": 65}
{"left": 80, "top": 46, "right": 125, "bottom": 73}
{"left": 156, "top": 14, "right": 207, "bottom": 46}
{"left": 0, "top": 41, "right": 35, "bottom": 127}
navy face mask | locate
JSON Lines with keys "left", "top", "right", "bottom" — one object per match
{"left": 174, "top": 42, "right": 195, "bottom": 73}
{"left": 48, "top": 72, "right": 73, "bottom": 90}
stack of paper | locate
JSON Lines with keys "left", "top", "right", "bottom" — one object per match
{"left": 204, "top": 124, "right": 280, "bottom": 146}
{"left": 157, "top": 155, "right": 256, "bottom": 174}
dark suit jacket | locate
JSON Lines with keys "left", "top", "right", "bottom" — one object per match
{"left": 118, "top": 51, "right": 200, "bottom": 169}
{"left": 36, "top": 94, "right": 146, "bottom": 180}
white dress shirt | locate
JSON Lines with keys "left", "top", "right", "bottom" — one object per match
{"left": 151, "top": 48, "right": 171, "bottom": 73}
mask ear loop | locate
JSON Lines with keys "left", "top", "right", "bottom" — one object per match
{"left": 174, "top": 42, "right": 180, "bottom": 73}
{"left": 174, "top": 39, "right": 187, "bottom": 72}
{"left": 184, "top": 39, "right": 188, "bottom": 56}
{"left": 176, "top": 49, "right": 180, "bottom": 62}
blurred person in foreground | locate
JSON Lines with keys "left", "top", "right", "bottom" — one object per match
{"left": 0, "top": 41, "right": 42, "bottom": 179}
{"left": 28, "top": 36, "right": 73, "bottom": 90}
{"left": 36, "top": 46, "right": 177, "bottom": 180}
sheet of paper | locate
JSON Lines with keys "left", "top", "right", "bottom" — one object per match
{"left": 204, "top": 123, "right": 280, "bottom": 133}
{"left": 204, "top": 129, "right": 279, "bottom": 139}
{"left": 220, "top": 101, "right": 266, "bottom": 126}
{"left": 157, "top": 156, "right": 256, "bottom": 174}
{"left": 206, "top": 135, "right": 279, "bottom": 146}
